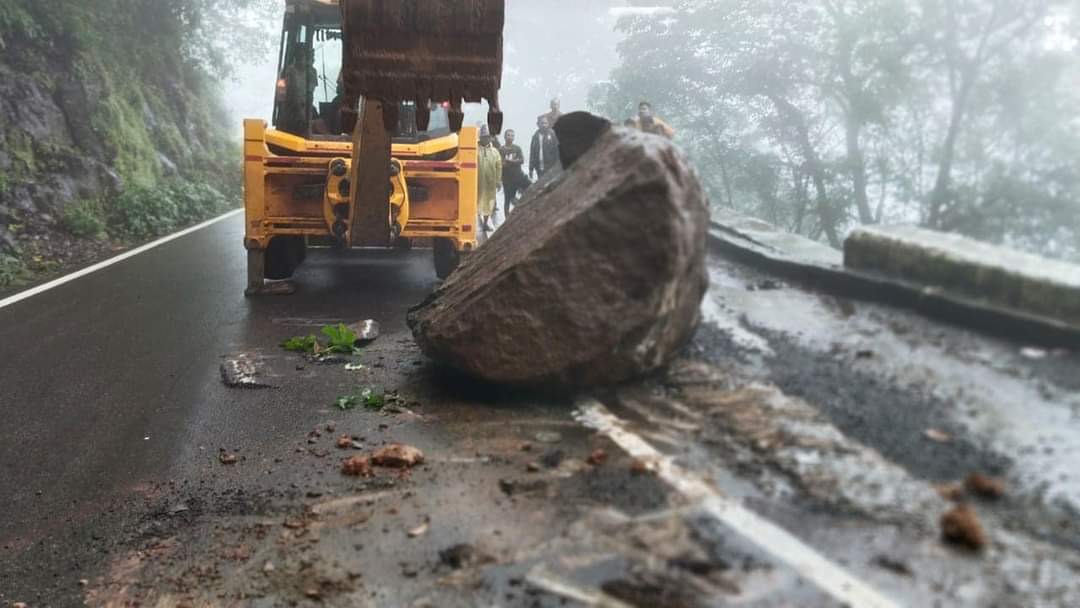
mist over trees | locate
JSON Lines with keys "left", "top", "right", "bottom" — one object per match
{"left": 591, "top": 0, "right": 1080, "bottom": 260}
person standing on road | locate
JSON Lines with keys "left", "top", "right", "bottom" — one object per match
{"left": 529, "top": 116, "right": 560, "bottom": 180}
{"left": 539, "top": 98, "right": 562, "bottom": 129}
{"left": 631, "top": 101, "right": 675, "bottom": 139}
{"left": 499, "top": 129, "right": 529, "bottom": 215}
{"left": 477, "top": 126, "right": 503, "bottom": 232}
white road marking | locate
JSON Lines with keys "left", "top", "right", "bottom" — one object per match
{"left": 526, "top": 564, "right": 636, "bottom": 608}
{"left": 574, "top": 398, "right": 900, "bottom": 608}
{"left": 0, "top": 208, "right": 243, "bottom": 310}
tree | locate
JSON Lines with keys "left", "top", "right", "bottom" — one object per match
{"left": 592, "top": 0, "right": 1080, "bottom": 261}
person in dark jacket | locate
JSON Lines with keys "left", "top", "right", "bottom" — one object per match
{"left": 500, "top": 129, "right": 529, "bottom": 214}
{"left": 529, "top": 116, "right": 560, "bottom": 179}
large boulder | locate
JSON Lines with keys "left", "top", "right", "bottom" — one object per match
{"left": 407, "top": 113, "right": 709, "bottom": 388}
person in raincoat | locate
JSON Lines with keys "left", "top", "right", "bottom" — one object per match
{"left": 477, "top": 126, "right": 503, "bottom": 231}
{"left": 630, "top": 101, "right": 675, "bottom": 139}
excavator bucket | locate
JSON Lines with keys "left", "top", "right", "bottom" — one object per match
{"left": 340, "top": 0, "right": 505, "bottom": 134}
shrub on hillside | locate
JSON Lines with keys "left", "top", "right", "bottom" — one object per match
{"left": 62, "top": 199, "right": 107, "bottom": 238}
{"left": 106, "top": 180, "right": 234, "bottom": 240}
{"left": 0, "top": 254, "right": 28, "bottom": 288}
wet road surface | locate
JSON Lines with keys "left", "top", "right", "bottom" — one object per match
{"left": 1, "top": 213, "right": 1079, "bottom": 606}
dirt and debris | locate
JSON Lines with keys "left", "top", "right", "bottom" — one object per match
{"left": 220, "top": 354, "right": 275, "bottom": 389}
{"left": 499, "top": 478, "right": 549, "bottom": 497}
{"left": 408, "top": 120, "right": 709, "bottom": 388}
{"left": 873, "top": 555, "right": 914, "bottom": 577}
{"left": 540, "top": 449, "right": 565, "bottom": 469}
{"left": 941, "top": 504, "right": 988, "bottom": 551}
{"left": 341, "top": 455, "right": 373, "bottom": 477}
{"left": 371, "top": 444, "right": 424, "bottom": 468}
{"left": 587, "top": 449, "right": 609, "bottom": 466}
{"left": 965, "top": 473, "right": 1006, "bottom": 499}
{"left": 439, "top": 544, "right": 493, "bottom": 570}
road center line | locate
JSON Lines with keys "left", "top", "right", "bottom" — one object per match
{"left": 574, "top": 398, "right": 900, "bottom": 608}
{"left": 0, "top": 208, "right": 243, "bottom": 311}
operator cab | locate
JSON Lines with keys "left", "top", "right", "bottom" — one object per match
{"left": 273, "top": 0, "right": 450, "bottom": 142}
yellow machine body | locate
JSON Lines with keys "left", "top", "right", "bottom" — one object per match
{"left": 242, "top": 0, "right": 501, "bottom": 290}
{"left": 242, "top": 121, "right": 479, "bottom": 251}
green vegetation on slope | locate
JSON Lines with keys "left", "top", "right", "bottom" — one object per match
{"left": 0, "top": 0, "right": 273, "bottom": 288}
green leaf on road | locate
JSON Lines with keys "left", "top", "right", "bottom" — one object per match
{"left": 281, "top": 335, "right": 317, "bottom": 353}
{"left": 321, "top": 324, "right": 359, "bottom": 354}
{"left": 361, "top": 387, "right": 385, "bottom": 410}
{"left": 335, "top": 395, "right": 359, "bottom": 411}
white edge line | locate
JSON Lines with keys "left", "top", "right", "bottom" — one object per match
{"left": 574, "top": 398, "right": 900, "bottom": 608}
{"left": 0, "top": 208, "right": 243, "bottom": 310}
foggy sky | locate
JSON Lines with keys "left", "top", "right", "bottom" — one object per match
{"left": 224, "top": 0, "right": 630, "bottom": 148}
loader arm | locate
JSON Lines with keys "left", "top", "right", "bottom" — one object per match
{"left": 338, "top": 0, "right": 505, "bottom": 248}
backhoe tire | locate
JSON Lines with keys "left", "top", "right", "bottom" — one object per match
{"left": 433, "top": 238, "right": 460, "bottom": 280}
{"left": 265, "top": 236, "right": 307, "bottom": 280}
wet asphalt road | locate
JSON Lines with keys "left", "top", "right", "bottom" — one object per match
{"left": 0, "top": 214, "right": 440, "bottom": 545}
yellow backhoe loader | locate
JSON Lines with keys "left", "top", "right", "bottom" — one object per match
{"left": 242, "top": 0, "right": 504, "bottom": 294}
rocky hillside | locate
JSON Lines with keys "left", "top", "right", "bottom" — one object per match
{"left": 0, "top": 0, "right": 238, "bottom": 288}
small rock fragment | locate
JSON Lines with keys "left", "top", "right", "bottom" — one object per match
{"left": 342, "top": 455, "right": 373, "bottom": 477}
{"left": 407, "top": 521, "right": 430, "bottom": 538}
{"left": 873, "top": 555, "right": 913, "bottom": 577}
{"left": 78, "top": 578, "right": 89, "bottom": 587}
{"left": 526, "top": 462, "right": 541, "bottom": 473}
{"left": 220, "top": 355, "right": 274, "bottom": 389}
{"left": 336, "top": 435, "right": 353, "bottom": 449}
{"left": 350, "top": 319, "right": 381, "bottom": 344}
{"left": 587, "top": 449, "right": 608, "bottom": 466}
{"left": 439, "top": 544, "right": 493, "bottom": 570}
{"left": 219, "top": 450, "right": 239, "bottom": 465}
{"left": 924, "top": 428, "right": 952, "bottom": 443}
{"left": 304, "top": 587, "right": 322, "bottom": 599}
{"left": 498, "top": 478, "right": 548, "bottom": 497}
{"left": 941, "top": 504, "right": 987, "bottom": 551}
{"left": 371, "top": 443, "right": 425, "bottom": 468}
{"left": 965, "top": 473, "right": 1005, "bottom": 499}
{"left": 540, "top": 449, "right": 564, "bottom": 469}
{"left": 263, "top": 561, "right": 276, "bottom": 574}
